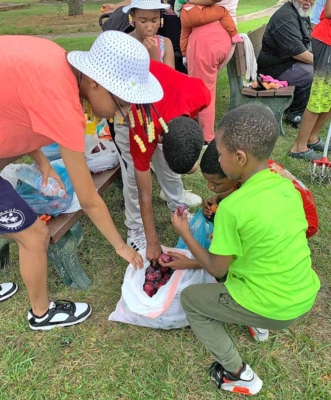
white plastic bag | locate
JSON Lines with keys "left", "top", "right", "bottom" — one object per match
{"left": 108, "top": 247, "right": 216, "bottom": 329}
{"left": 85, "top": 135, "right": 119, "bottom": 174}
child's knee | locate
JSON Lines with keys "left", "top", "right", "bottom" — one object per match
{"left": 18, "top": 219, "right": 50, "bottom": 252}
{"left": 180, "top": 285, "right": 196, "bottom": 311}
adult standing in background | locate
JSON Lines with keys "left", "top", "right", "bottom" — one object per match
{"left": 289, "top": 0, "right": 331, "bottom": 160}
{"left": 186, "top": 0, "right": 239, "bottom": 145}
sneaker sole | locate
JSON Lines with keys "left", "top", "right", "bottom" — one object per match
{"left": 29, "top": 306, "right": 92, "bottom": 331}
{"left": 0, "top": 284, "right": 18, "bottom": 302}
{"left": 221, "top": 375, "right": 263, "bottom": 396}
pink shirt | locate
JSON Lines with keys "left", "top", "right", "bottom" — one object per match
{"left": 0, "top": 36, "right": 85, "bottom": 159}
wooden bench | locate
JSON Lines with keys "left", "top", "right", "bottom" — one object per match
{"left": 226, "top": 25, "right": 295, "bottom": 136}
{"left": 0, "top": 165, "right": 121, "bottom": 290}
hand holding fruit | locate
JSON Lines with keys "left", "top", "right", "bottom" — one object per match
{"left": 172, "top": 206, "right": 190, "bottom": 236}
{"left": 202, "top": 196, "right": 219, "bottom": 219}
{"left": 159, "top": 252, "right": 192, "bottom": 270}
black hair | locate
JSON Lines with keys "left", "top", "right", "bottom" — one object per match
{"left": 200, "top": 139, "right": 227, "bottom": 179}
{"left": 217, "top": 104, "right": 279, "bottom": 161}
{"left": 163, "top": 117, "right": 203, "bottom": 174}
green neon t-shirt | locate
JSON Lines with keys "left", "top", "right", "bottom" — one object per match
{"left": 209, "top": 169, "right": 320, "bottom": 320}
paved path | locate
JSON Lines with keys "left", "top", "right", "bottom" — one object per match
{"left": 237, "top": 0, "right": 286, "bottom": 22}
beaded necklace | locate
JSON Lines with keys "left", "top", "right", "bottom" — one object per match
{"left": 110, "top": 94, "right": 168, "bottom": 153}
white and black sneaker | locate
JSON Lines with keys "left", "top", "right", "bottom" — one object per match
{"left": 127, "top": 227, "right": 147, "bottom": 252}
{"left": 0, "top": 282, "right": 18, "bottom": 302}
{"left": 28, "top": 300, "right": 92, "bottom": 331}
{"left": 210, "top": 361, "right": 263, "bottom": 395}
{"left": 248, "top": 326, "right": 269, "bottom": 342}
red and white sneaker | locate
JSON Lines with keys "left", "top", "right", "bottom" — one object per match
{"left": 248, "top": 327, "right": 269, "bottom": 342}
{"left": 210, "top": 362, "right": 263, "bottom": 396}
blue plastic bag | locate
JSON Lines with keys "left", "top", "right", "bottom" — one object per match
{"left": 16, "top": 163, "right": 74, "bottom": 217}
{"left": 41, "top": 143, "right": 61, "bottom": 161}
{"left": 176, "top": 208, "right": 214, "bottom": 250}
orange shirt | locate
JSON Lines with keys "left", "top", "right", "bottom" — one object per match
{"left": 0, "top": 36, "right": 85, "bottom": 159}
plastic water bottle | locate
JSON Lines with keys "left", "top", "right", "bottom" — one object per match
{"left": 12, "top": 165, "right": 65, "bottom": 198}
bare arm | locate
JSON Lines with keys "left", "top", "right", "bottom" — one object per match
{"left": 180, "top": 25, "right": 191, "bottom": 57}
{"left": 102, "top": 0, "right": 130, "bottom": 13}
{"left": 134, "top": 168, "right": 162, "bottom": 265}
{"left": 163, "top": 37, "right": 175, "bottom": 69}
{"left": 172, "top": 211, "right": 232, "bottom": 278}
{"left": 325, "top": 0, "right": 331, "bottom": 18}
{"left": 293, "top": 50, "right": 313, "bottom": 64}
{"left": 60, "top": 146, "right": 143, "bottom": 269}
{"left": 189, "top": 0, "right": 218, "bottom": 5}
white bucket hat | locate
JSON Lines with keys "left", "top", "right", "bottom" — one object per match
{"left": 123, "top": 0, "right": 170, "bottom": 13}
{"left": 67, "top": 31, "right": 163, "bottom": 104}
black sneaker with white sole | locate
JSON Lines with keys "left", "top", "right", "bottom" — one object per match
{"left": 28, "top": 300, "right": 92, "bottom": 331}
{"left": 0, "top": 282, "right": 18, "bottom": 302}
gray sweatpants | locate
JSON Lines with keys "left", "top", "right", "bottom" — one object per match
{"left": 114, "top": 123, "right": 183, "bottom": 230}
{"left": 181, "top": 282, "right": 305, "bottom": 372}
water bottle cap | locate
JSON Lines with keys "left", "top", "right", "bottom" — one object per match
{"left": 57, "top": 189, "right": 65, "bottom": 198}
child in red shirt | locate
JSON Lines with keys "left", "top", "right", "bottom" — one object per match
{"left": 112, "top": 59, "right": 211, "bottom": 265}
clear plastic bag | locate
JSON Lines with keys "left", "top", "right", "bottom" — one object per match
{"left": 15, "top": 162, "right": 74, "bottom": 217}
{"left": 176, "top": 208, "right": 214, "bottom": 250}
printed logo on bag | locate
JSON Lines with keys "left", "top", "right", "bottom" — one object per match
{"left": 0, "top": 209, "right": 25, "bottom": 230}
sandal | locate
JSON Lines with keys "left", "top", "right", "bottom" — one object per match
{"left": 307, "top": 138, "right": 331, "bottom": 152}
{"left": 288, "top": 148, "right": 321, "bottom": 161}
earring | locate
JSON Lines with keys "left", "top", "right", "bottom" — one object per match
{"left": 160, "top": 17, "right": 164, "bottom": 28}
{"left": 129, "top": 14, "right": 135, "bottom": 27}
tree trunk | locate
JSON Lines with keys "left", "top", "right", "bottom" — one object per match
{"left": 68, "top": 0, "right": 83, "bottom": 16}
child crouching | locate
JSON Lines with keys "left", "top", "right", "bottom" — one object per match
{"left": 170, "top": 104, "right": 320, "bottom": 395}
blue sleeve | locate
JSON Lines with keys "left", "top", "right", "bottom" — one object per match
{"left": 311, "top": 0, "right": 326, "bottom": 24}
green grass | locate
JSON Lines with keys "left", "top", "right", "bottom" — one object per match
{"left": 237, "top": 17, "right": 271, "bottom": 34}
{"left": 50, "top": 16, "right": 272, "bottom": 53}
{"left": 1, "top": 112, "right": 331, "bottom": 398}
{"left": 53, "top": 36, "right": 97, "bottom": 52}
{"left": 0, "top": 2, "right": 103, "bottom": 35}
{"left": 236, "top": 0, "right": 278, "bottom": 16}
{"left": 1, "top": 2, "right": 331, "bottom": 400}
